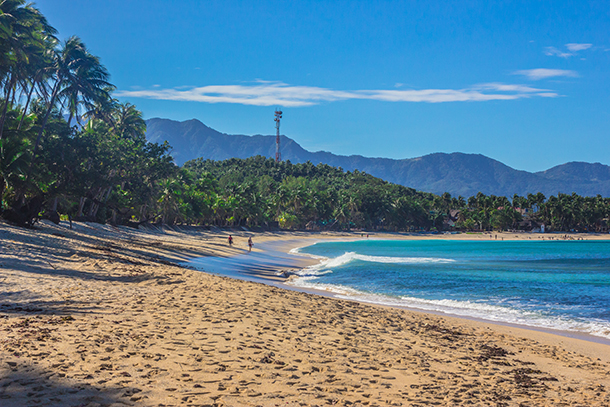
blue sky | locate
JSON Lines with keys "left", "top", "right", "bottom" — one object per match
{"left": 35, "top": 0, "right": 609, "bottom": 172}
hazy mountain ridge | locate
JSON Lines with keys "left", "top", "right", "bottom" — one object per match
{"left": 145, "top": 118, "right": 610, "bottom": 197}
{"left": 536, "top": 162, "right": 610, "bottom": 183}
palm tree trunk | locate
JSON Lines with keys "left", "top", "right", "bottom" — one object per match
{"left": 88, "top": 202, "right": 97, "bottom": 218}
{"left": 103, "top": 186, "right": 112, "bottom": 201}
{"left": 32, "top": 79, "right": 61, "bottom": 157}
{"left": 20, "top": 79, "right": 61, "bottom": 191}
{"left": 0, "top": 176, "right": 5, "bottom": 209}
{"left": 67, "top": 110, "right": 74, "bottom": 128}
{"left": 0, "top": 74, "right": 16, "bottom": 142}
{"left": 88, "top": 187, "right": 102, "bottom": 217}
{"left": 77, "top": 197, "right": 86, "bottom": 217}
{"left": 10, "top": 82, "right": 16, "bottom": 105}
{"left": 0, "top": 79, "right": 15, "bottom": 187}
{"left": 92, "top": 187, "right": 111, "bottom": 218}
{"left": 17, "top": 81, "right": 36, "bottom": 130}
{"left": 140, "top": 203, "right": 147, "bottom": 221}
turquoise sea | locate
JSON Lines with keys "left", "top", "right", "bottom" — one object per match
{"left": 289, "top": 239, "right": 610, "bottom": 340}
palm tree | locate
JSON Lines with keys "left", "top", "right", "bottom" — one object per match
{"left": 332, "top": 204, "right": 349, "bottom": 228}
{"left": 0, "top": 0, "right": 56, "bottom": 139}
{"left": 112, "top": 102, "right": 146, "bottom": 140}
{"left": 32, "top": 36, "right": 113, "bottom": 158}
{"left": 60, "top": 61, "right": 114, "bottom": 127}
{"left": 82, "top": 92, "right": 118, "bottom": 125}
{"left": 16, "top": 39, "right": 55, "bottom": 131}
{"left": 157, "top": 178, "right": 184, "bottom": 224}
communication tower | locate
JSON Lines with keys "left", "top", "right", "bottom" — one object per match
{"left": 274, "top": 109, "right": 283, "bottom": 162}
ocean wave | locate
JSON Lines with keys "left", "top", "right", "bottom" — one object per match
{"left": 352, "top": 253, "right": 456, "bottom": 264}
{"left": 291, "top": 251, "right": 455, "bottom": 277}
{"left": 285, "top": 279, "right": 610, "bottom": 340}
{"left": 288, "top": 247, "right": 303, "bottom": 255}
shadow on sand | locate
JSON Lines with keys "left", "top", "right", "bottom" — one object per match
{"left": 0, "top": 361, "right": 137, "bottom": 407}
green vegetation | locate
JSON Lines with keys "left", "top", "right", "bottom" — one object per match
{"left": 1, "top": 1, "right": 609, "bottom": 233}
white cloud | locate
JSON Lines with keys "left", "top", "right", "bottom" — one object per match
{"left": 513, "top": 69, "right": 578, "bottom": 81}
{"left": 566, "top": 43, "right": 592, "bottom": 52}
{"left": 544, "top": 46, "right": 573, "bottom": 58}
{"left": 536, "top": 92, "right": 560, "bottom": 98}
{"left": 544, "top": 43, "right": 594, "bottom": 57}
{"left": 116, "top": 83, "right": 355, "bottom": 107}
{"left": 475, "top": 83, "right": 549, "bottom": 93}
{"left": 359, "top": 88, "right": 523, "bottom": 103}
{"left": 116, "top": 81, "right": 559, "bottom": 107}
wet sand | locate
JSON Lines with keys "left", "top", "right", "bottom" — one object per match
{"left": 1, "top": 220, "right": 609, "bottom": 406}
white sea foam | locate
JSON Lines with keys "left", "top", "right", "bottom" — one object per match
{"left": 291, "top": 251, "right": 455, "bottom": 277}
{"left": 393, "top": 296, "right": 610, "bottom": 339}
{"left": 286, "top": 279, "right": 610, "bottom": 340}
{"left": 351, "top": 253, "right": 456, "bottom": 264}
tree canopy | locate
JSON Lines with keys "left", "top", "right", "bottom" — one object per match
{"left": 2, "top": 0, "right": 609, "bottom": 233}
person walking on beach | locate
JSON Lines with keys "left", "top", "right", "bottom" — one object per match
{"left": 248, "top": 237, "right": 253, "bottom": 252}
{"left": 228, "top": 235, "right": 233, "bottom": 247}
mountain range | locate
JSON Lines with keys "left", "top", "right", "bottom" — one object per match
{"left": 145, "top": 118, "right": 610, "bottom": 198}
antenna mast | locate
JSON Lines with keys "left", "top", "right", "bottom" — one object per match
{"left": 274, "top": 109, "right": 282, "bottom": 162}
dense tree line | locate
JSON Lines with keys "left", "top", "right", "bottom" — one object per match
{"left": 0, "top": 0, "right": 174, "bottom": 226}
{"left": 1, "top": 1, "right": 609, "bottom": 233}
{"left": 177, "top": 158, "right": 610, "bottom": 233}
{"left": 182, "top": 156, "right": 435, "bottom": 230}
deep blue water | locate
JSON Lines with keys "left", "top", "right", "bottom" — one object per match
{"left": 291, "top": 239, "right": 610, "bottom": 339}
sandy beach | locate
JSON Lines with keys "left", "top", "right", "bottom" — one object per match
{"left": 1, "top": 221, "right": 609, "bottom": 406}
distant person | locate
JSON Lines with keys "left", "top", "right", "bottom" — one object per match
{"left": 228, "top": 235, "right": 233, "bottom": 247}
{"left": 248, "top": 237, "right": 253, "bottom": 252}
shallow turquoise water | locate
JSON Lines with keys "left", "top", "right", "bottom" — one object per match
{"left": 291, "top": 239, "right": 610, "bottom": 339}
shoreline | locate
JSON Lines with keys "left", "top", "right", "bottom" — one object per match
{"left": 189, "top": 235, "right": 610, "bottom": 348}
{"left": 2, "top": 220, "right": 610, "bottom": 406}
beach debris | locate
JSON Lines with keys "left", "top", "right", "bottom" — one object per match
{"left": 510, "top": 367, "right": 558, "bottom": 388}
{"left": 478, "top": 344, "right": 513, "bottom": 362}
{"left": 260, "top": 353, "right": 275, "bottom": 363}
{"left": 259, "top": 352, "right": 285, "bottom": 366}
{"left": 0, "top": 315, "right": 76, "bottom": 354}
{"left": 420, "top": 322, "right": 468, "bottom": 339}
